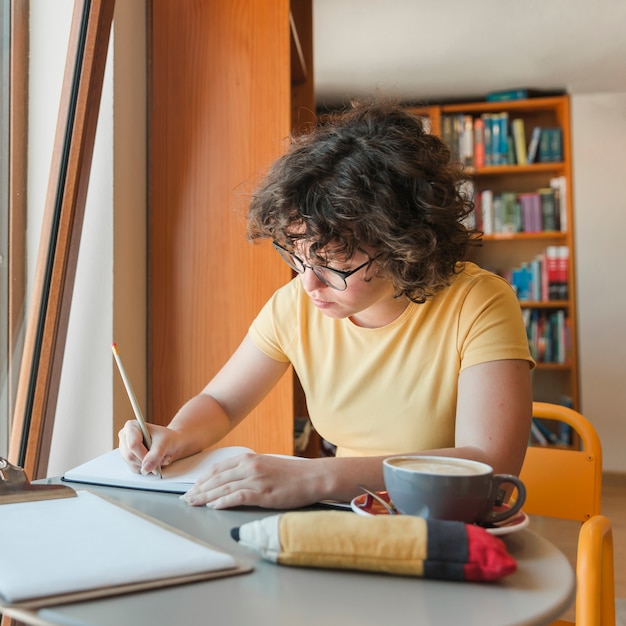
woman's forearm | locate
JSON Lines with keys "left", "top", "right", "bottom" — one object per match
{"left": 167, "top": 393, "right": 234, "bottom": 460}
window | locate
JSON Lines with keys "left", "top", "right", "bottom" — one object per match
{"left": 1, "top": 0, "right": 116, "bottom": 478}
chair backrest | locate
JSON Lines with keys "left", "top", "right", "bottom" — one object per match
{"left": 576, "top": 514, "right": 616, "bottom": 626}
{"left": 519, "top": 402, "right": 602, "bottom": 521}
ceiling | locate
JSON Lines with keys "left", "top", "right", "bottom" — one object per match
{"left": 312, "top": 0, "right": 626, "bottom": 109}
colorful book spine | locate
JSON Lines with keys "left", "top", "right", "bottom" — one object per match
{"left": 482, "top": 114, "right": 493, "bottom": 166}
{"left": 480, "top": 189, "right": 494, "bottom": 234}
{"left": 518, "top": 193, "right": 542, "bottom": 233}
{"left": 557, "top": 246, "right": 569, "bottom": 300}
{"left": 532, "top": 418, "right": 560, "bottom": 445}
{"left": 510, "top": 263, "right": 533, "bottom": 300}
{"left": 473, "top": 117, "right": 485, "bottom": 168}
{"left": 538, "top": 127, "right": 563, "bottom": 162}
{"left": 485, "top": 88, "right": 531, "bottom": 102}
{"left": 537, "top": 188, "right": 558, "bottom": 231}
{"left": 511, "top": 118, "right": 528, "bottom": 165}
{"left": 500, "top": 191, "right": 519, "bottom": 233}
{"left": 548, "top": 127, "right": 563, "bottom": 161}
{"left": 524, "top": 308, "right": 570, "bottom": 364}
{"left": 461, "top": 115, "right": 474, "bottom": 167}
{"left": 494, "top": 113, "right": 509, "bottom": 165}
{"left": 545, "top": 246, "right": 561, "bottom": 301}
{"left": 526, "top": 126, "right": 542, "bottom": 163}
{"left": 550, "top": 176, "right": 568, "bottom": 232}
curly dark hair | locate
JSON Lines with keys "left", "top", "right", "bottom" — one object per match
{"left": 247, "top": 100, "right": 481, "bottom": 303}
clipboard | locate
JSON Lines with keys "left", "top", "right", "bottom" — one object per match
{"left": 0, "top": 457, "right": 253, "bottom": 611}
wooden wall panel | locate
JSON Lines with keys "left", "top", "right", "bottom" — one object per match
{"left": 148, "top": 0, "right": 295, "bottom": 453}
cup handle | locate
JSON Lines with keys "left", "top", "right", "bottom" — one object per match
{"left": 482, "top": 474, "right": 526, "bottom": 524}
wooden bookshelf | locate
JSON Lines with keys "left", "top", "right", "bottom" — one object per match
{"left": 414, "top": 95, "right": 578, "bottom": 410}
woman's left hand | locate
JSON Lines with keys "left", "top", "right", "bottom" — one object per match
{"left": 180, "top": 453, "right": 323, "bottom": 510}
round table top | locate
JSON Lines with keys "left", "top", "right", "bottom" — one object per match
{"left": 7, "top": 482, "right": 575, "bottom": 626}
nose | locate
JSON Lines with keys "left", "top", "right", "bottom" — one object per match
{"left": 299, "top": 266, "right": 327, "bottom": 291}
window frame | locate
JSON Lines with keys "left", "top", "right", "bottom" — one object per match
{"left": 8, "top": 0, "right": 116, "bottom": 478}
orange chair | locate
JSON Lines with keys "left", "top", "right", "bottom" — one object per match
{"left": 554, "top": 515, "right": 616, "bottom": 626}
{"left": 520, "top": 401, "right": 602, "bottom": 521}
{"left": 520, "top": 403, "right": 613, "bottom": 626}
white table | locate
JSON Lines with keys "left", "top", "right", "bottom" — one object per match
{"left": 2, "top": 481, "right": 575, "bottom": 626}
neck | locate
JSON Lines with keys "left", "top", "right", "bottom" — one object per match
{"left": 349, "top": 297, "right": 410, "bottom": 329}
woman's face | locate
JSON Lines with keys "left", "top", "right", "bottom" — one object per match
{"left": 294, "top": 240, "right": 404, "bottom": 327}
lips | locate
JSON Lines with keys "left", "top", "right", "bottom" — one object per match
{"left": 311, "top": 297, "right": 333, "bottom": 309}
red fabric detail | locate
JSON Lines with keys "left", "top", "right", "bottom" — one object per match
{"left": 463, "top": 524, "right": 517, "bottom": 581}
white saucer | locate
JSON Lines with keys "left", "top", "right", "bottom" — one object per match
{"left": 350, "top": 491, "right": 530, "bottom": 536}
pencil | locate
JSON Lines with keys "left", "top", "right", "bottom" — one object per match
{"left": 111, "top": 342, "right": 162, "bottom": 478}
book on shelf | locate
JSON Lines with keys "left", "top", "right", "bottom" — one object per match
{"left": 530, "top": 419, "right": 549, "bottom": 445}
{"left": 500, "top": 191, "right": 520, "bottom": 233}
{"left": 461, "top": 114, "right": 474, "bottom": 166}
{"left": 473, "top": 116, "right": 485, "bottom": 168}
{"left": 518, "top": 192, "right": 542, "bottom": 233}
{"left": 492, "top": 194, "right": 503, "bottom": 232}
{"left": 524, "top": 308, "right": 569, "bottom": 364}
{"left": 532, "top": 417, "right": 561, "bottom": 445}
{"left": 508, "top": 245, "right": 569, "bottom": 304}
{"left": 530, "top": 415, "right": 572, "bottom": 447}
{"left": 537, "top": 187, "right": 559, "bottom": 231}
{"left": 545, "top": 246, "right": 561, "bottom": 301}
{"left": 538, "top": 127, "right": 563, "bottom": 162}
{"left": 478, "top": 184, "right": 567, "bottom": 235}
{"left": 485, "top": 88, "right": 560, "bottom": 102}
{"left": 545, "top": 245, "right": 570, "bottom": 301}
{"left": 526, "top": 126, "right": 542, "bottom": 163}
{"left": 556, "top": 245, "right": 569, "bottom": 300}
{"left": 506, "top": 133, "right": 516, "bottom": 165}
{"left": 482, "top": 113, "right": 493, "bottom": 166}
{"left": 511, "top": 118, "right": 528, "bottom": 165}
{"left": 510, "top": 263, "right": 533, "bottom": 300}
{"left": 460, "top": 179, "right": 476, "bottom": 228}
{"left": 486, "top": 88, "right": 532, "bottom": 102}
{"left": 491, "top": 112, "right": 509, "bottom": 165}
{"left": 547, "top": 127, "right": 563, "bottom": 161}
{"left": 441, "top": 113, "right": 473, "bottom": 165}
{"left": 550, "top": 176, "right": 568, "bottom": 232}
{"left": 479, "top": 189, "right": 494, "bottom": 234}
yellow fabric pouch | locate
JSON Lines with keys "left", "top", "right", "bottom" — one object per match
{"left": 231, "top": 510, "right": 516, "bottom": 581}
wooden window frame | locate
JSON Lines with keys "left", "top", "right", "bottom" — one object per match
{"left": 8, "top": 0, "right": 116, "bottom": 479}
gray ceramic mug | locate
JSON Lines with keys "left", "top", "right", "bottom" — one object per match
{"left": 382, "top": 455, "right": 526, "bottom": 524}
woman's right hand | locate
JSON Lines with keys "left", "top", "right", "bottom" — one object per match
{"left": 118, "top": 420, "right": 179, "bottom": 475}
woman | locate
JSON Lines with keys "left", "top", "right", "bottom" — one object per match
{"left": 119, "top": 100, "right": 534, "bottom": 509}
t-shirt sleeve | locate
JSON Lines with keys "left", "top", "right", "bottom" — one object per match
{"left": 248, "top": 280, "right": 299, "bottom": 363}
{"left": 457, "top": 272, "right": 535, "bottom": 371}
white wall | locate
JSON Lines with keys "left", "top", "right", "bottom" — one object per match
{"left": 571, "top": 92, "right": 626, "bottom": 473}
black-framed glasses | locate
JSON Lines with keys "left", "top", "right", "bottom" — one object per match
{"left": 272, "top": 241, "right": 375, "bottom": 291}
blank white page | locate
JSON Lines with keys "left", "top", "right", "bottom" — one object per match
{"left": 63, "top": 446, "right": 254, "bottom": 493}
{"left": 0, "top": 490, "right": 237, "bottom": 604}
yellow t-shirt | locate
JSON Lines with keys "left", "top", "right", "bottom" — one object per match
{"left": 249, "top": 262, "right": 534, "bottom": 457}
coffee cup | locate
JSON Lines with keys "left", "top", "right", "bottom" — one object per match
{"left": 382, "top": 455, "right": 526, "bottom": 524}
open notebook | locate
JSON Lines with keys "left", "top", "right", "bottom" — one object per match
{"left": 62, "top": 447, "right": 352, "bottom": 509}
{"left": 0, "top": 490, "right": 251, "bottom": 610}
{"left": 63, "top": 446, "right": 254, "bottom": 493}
